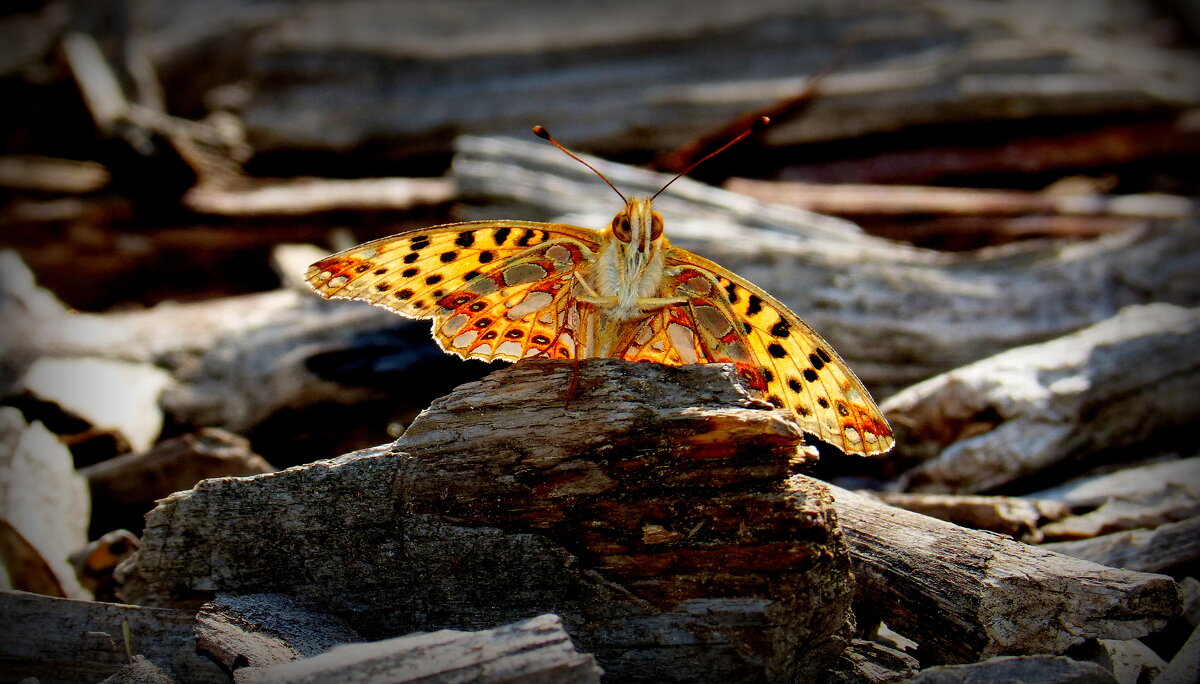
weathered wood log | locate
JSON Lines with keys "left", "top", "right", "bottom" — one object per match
{"left": 0, "top": 407, "right": 90, "bottom": 599}
{"left": 904, "top": 655, "right": 1118, "bottom": 684}
{"left": 195, "top": 593, "right": 363, "bottom": 671}
{"left": 829, "top": 485, "right": 1180, "bottom": 666}
{"left": 1040, "top": 516, "right": 1200, "bottom": 574}
{"left": 132, "top": 0, "right": 1199, "bottom": 160}
{"left": 452, "top": 134, "right": 1200, "bottom": 395}
{"left": 118, "top": 360, "right": 853, "bottom": 683}
{"left": 867, "top": 491, "right": 1069, "bottom": 542}
{"left": 235, "top": 614, "right": 601, "bottom": 684}
{"left": 0, "top": 589, "right": 228, "bottom": 683}
{"left": 884, "top": 304, "right": 1200, "bottom": 493}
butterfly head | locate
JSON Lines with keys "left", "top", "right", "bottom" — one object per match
{"left": 609, "top": 197, "right": 665, "bottom": 253}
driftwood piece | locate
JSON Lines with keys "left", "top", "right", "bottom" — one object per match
{"left": 133, "top": 0, "right": 1199, "bottom": 158}
{"left": 1037, "top": 496, "right": 1200, "bottom": 542}
{"left": 1040, "top": 516, "right": 1200, "bottom": 574}
{"left": 1025, "top": 457, "right": 1200, "bottom": 508}
{"left": 828, "top": 485, "right": 1180, "bottom": 665}
{"left": 904, "top": 655, "right": 1118, "bottom": 684}
{"left": 236, "top": 614, "right": 601, "bottom": 684}
{"left": 723, "top": 180, "right": 1197, "bottom": 221}
{"left": 183, "top": 177, "right": 454, "bottom": 216}
{"left": 81, "top": 428, "right": 274, "bottom": 534}
{"left": 119, "top": 360, "right": 854, "bottom": 682}
{"left": 19, "top": 356, "right": 172, "bottom": 455}
{"left": 0, "top": 407, "right": 90, "bottom": 599}
{"left": 0, "top": 155, "right": 110, "bottom": 194}
{"left": 868, "top": 491, "right": 1069, "bottom": 541}
{"left": 884, "top": 304, "right": 1200, "bottom": 493}
{"left": 453, "top": 134, "right": 1200, "bottom": 396}
{"left": 195, "top": 593, "right": 363, "bottom": 671}
{"left": 0, "top": 589, "right": 227, "bottom": 684}
{"left": 1070, "top": 638, "right": 1167, "bottom": 684}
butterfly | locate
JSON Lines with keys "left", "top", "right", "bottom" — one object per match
{"left": 306, "top": 120, "right": 894, "bottom": 457}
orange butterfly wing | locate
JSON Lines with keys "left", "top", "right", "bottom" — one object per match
{"left": 306, "top": 220, "right": 599, "bottom": 362}
{"left": 619, "top": 247, "right": 895, "bottom": 457}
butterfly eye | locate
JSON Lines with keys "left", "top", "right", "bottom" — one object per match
{"left": 650, "top": 211, "right": 664, "bottom": 239}
{"left": 611, "top": 213, "right": 633, "bottom": 242}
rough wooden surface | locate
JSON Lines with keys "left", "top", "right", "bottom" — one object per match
{"left": 195, "top": 593, "right": 363, "bottom": 671}
{"left": 868, "top": 491, "right": 1069, "bottom": 542}
{"left": 119, "top": 360, "right": 853, "bottom": 683}
{"left": 1041, "top": 516, "right": 1200, "bottom": 574}
{"left": 236, "top": 614, "right": 601, "bottom": 684}
{"left": 829, "top": 485, "right": 1180, "bottom": 665}
{"left": 884, "top": 304, "right": 1200, "bottom": 493}
{"left": 0, "top": 589, "right": 227, "bottom": 684}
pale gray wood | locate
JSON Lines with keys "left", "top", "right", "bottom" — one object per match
{"left": 904, "top": 655, "right": 1118, "bottom": 684}
{"left": 1040, "top": 516, "right": 1200, "bottom": 574}
{"left": 1068, "top": 638, "right": 1167, "bottom": 684}
{"left": 0, "top": 589, "right": 228, "bottom": 684}
{"left": 195, "top": 593, "right": 363, "bottom": 671}
{"left": 118, "top": 360, "right": 853, "bottom": 683}
{"left": 1025, "top": 457, "right": 1200, "bottom": 508}
{"left": 886, "top": 304, "right": 1200, "bottom": 493}
{"left": 0, "top": 408, "right": 90, "bottom": 599}
{"left": 236, "top": 614, "right": 600, "bottom": 684}
{"left": 829, "top": 485, "right": 1181, "bottom": 665}
{"left": 868, "top": 491, "right": 1069, "bottom": 542}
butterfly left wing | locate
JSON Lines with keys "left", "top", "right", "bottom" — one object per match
{"left": 631, "top": 248, "right": 894, "bottom": 457}
{"left": 306, "top": 220, "right": 599, "bottom": 362}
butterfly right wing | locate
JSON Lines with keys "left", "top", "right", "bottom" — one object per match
{"left": 639, "top": 247, "right": 894, "bottom": 457}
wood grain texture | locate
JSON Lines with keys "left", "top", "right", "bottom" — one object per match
{"left": 885, "top": 304, "right": 1200, "bottom": 493}
{"left": 236, "top": 614, "right": 601, "bottom": 684}
{"left": 119, "top": 359, "right": 853, "bottom": 683}
{"left": 829, "top": 485, "right": 1181, "bottom": 666}
{"left": 0, "top": 590, "right": 227, "bottom": 684}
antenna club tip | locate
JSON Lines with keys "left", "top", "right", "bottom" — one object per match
{"left": 532, "top": 125, "right": 551, "bottom": 140}
{"left": 755, "top": 116, "right": 771, "bottom": 129}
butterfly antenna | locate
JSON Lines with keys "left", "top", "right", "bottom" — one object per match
{"left": 651, "top": 116, "right": 770, "bottom": 201}
{"left": 533, "top": 125, "right": 626, "bottom": 202}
